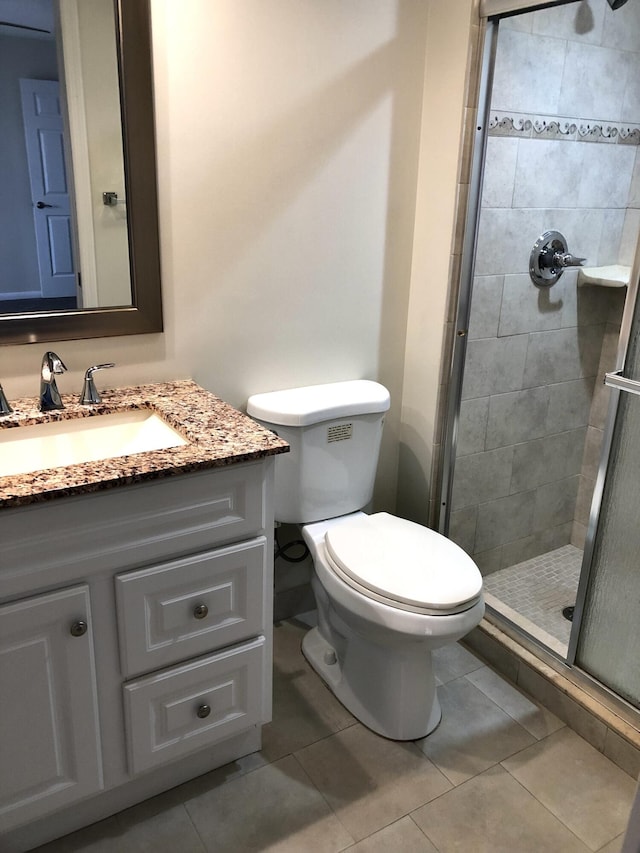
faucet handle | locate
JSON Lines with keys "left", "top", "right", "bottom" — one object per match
{"left": 80, "top": 363, "right": 115, "bottom": 405}
{"left": 0, "top": 383, "right": 13, "bottom": 417}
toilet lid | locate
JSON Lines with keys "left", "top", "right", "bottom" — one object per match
{"left": 324, "top": 512, "right": 482, "bottom": 612}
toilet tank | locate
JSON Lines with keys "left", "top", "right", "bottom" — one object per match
{"left": 247, "top": 380, "right": 390, "bottom": 524}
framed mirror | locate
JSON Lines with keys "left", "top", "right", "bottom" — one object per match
{"left": 0, "top": 0, "right": 162, "bottom": 345}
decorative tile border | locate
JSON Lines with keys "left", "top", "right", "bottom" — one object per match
{"left": 535, "top": 119, "right": 577, "bottom": 140}
{"left": 489, "top": 115, "right": 533, "bottom": 137}
{"left": 489, "top": 112, "right": 640, "bottom": 145}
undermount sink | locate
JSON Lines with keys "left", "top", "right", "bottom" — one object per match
{"left": 0, "top": 410, "right": 188, "bottom": 477}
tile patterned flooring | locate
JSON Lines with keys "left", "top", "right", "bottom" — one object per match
{"left": 483, "top": 544, "right": 583, "bottom": 649}
{"left": 35, "top": 619, "right": 637, "bottom": 853}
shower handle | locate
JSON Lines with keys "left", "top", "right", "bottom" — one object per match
{"left": 529, "top": 230, "right": 586, "bottom": 287}
{"left": 551, "top": 250, "right": 586, "bottom": 269}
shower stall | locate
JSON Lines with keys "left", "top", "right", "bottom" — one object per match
{"left": 441, "top": 0, "right": 640, "bottom": 710}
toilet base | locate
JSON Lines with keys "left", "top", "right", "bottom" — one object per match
{"left": 301, "top": 626, "right": 442, "bottom": 741}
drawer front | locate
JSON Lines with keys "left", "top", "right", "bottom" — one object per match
{"left": 123, "top": 637, "right": 265, "bottom": 775}
{"left": 116, "top": 538, "right": 266, "bottom": 677}
{"left": 1, "top": 460, "right": 270, "bottom": 587}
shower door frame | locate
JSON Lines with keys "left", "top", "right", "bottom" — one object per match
{"left": 437, "top": 16, "right": 497, "bottom": 538}
{"left": 439, "top": 0, "right": 640, "bottom": 671}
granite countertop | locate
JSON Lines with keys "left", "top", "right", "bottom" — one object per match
{"left": 0, "top": 380, "right": 289, "bottom": 508}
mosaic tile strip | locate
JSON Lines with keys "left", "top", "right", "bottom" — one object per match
{"left": 489, "top": 112, "right": 640, "bottom": 145}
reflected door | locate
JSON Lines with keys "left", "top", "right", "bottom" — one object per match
{"left": 574, "top": 279, "right": 640, "bottom": 708}
{"left": 20, "top": 78, "right": 76, "bottom": 299}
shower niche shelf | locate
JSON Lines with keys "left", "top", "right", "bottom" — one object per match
{"left": 578, "top": 265, "right": 631, "bottom": 288}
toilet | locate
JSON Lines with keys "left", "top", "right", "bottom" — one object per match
{"left": 247, "top": 380, "right": 484, "bottom": 740}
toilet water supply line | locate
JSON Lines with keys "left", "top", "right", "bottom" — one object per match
{"left": 274, "top": 528, "right": 310, "bottom": 563}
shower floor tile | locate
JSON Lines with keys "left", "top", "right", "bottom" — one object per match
{"left": 483, "top": 545, "right": 583, "bottom": 649}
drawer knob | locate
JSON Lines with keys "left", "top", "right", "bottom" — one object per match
{"left": 193, "top": 603, "right": 209, "bottom": 620}
{"left": 197, "top": 703, "right": 211, "bottom": 719}
{"left": 70, "top": 620, "right": 88, "bottom": 637}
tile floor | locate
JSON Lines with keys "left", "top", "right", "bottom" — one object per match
{"left": 35, "top": 618, "right": 637, "bottom": 853}
{"left": 483, "top": 544, "right": 583, "bottom": 649}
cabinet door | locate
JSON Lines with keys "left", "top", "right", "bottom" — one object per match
{"left": 0, "top": 586, "right": 103, "bottom": 832}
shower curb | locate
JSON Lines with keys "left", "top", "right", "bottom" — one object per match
{"left": 464, "top": 618, "right": 640, "bottom": 781}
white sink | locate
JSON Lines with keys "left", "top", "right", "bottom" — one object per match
{"left": 0, "top": 410, "right": 188, "bottom": 477}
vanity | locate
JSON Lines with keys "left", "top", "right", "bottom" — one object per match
{"left": 0, "top": 381, "right": 288, "bottom": 852}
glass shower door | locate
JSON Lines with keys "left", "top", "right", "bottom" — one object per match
{"left": 573, "top": 279, "right": 640, "bottom": 708}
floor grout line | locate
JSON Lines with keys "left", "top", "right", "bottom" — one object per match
{"left": 497, "top": 764, "right": 595, "bottom": 852}
{"left": 30, "top": 619, "right": 634, "bottom": 852}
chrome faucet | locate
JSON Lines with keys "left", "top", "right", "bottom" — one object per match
{"left": 79, "top": 363, "right": 115, "bottom": 405}
{"left": 0, "top": 383, "right": 12, "bottom": 417}
{"left": 40, "top": 351, "right": 67, "bottom": 411}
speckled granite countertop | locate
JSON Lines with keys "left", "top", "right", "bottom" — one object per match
{"left": 0, "top": 380, "right": 289, "bottom": 508}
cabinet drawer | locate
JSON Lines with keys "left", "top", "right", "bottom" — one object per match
{"left": 1, "top": 460, "right": 270, "bottom": 584}
{"left": 123, "top": 636, "right": 265, "bottom": 775}
{"left": 116, "top": 538, "right": 266, "bottom": 677}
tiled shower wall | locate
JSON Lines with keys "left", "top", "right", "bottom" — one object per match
{"left": 572, "top": 287, "right": 625, "bottom": 549}
{"left": 449, "top": 0, "right": 640, "bottom": 574}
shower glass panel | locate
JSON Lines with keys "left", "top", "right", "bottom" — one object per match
{"left": 574, "top": 293, "right": 640, "bottom": 707}
{"left": 446, "top": 0, "right": 640, "bottom": 658}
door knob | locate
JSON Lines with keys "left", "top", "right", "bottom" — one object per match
{"left": 36, "top": 201, "right": 53, "bottom": 209}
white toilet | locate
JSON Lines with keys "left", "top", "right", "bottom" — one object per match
{"left": 247, "top": 380, "right": 484, "bottom": 740}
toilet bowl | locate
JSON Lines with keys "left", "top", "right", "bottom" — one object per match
{"left": 300, "top": 512, "right": 484, "bottom": 740}
{"left": 246, "top": 380, "right": 484, "bottom": 740}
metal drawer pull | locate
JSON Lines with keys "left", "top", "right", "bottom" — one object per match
{"left": 604, "top": 371, "right": 640, "bottom": 397}
{"left": 70, "top": 620, "right": 88, "bottom": 637}
{"left": 197, "top": 704, "right": 211, "bottom": 719}
{"left": 193, "top": 603, "right": 209, "bottom": 620}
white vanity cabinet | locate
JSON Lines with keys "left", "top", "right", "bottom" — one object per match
{"left": 0, "top": 457, "right": 276, "bottom": 853}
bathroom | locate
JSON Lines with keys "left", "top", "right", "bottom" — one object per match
{"left": 1, "top": 0, "right": 639, "bottom": 850}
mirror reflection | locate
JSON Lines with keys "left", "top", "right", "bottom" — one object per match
{"left": 0, "top": 0, "right": 132, "bottom": 316}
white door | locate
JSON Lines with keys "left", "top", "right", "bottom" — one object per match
{"left": 0, "top": 585, "right": 103, "bottom": 832}
{"left": 19, "top": 78, "right": 77, "bottom": 299}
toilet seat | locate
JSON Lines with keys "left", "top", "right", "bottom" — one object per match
{"left": 324, "top": 512, "right": 483, "bottom": 616}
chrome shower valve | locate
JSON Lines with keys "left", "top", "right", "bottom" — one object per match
{"left": 529, "top": 230, "right": 586, "bottom": 287}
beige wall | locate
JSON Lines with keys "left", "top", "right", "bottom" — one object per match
{"left": 399, "top": 0, "right": 477, "bottom": 524}
{"left": 1, "top": 0, "right": 475, "bottom": 521}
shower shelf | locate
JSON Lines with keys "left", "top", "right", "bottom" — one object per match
{"left": 577, "top": 264, "right": 631, "bottom": 288}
